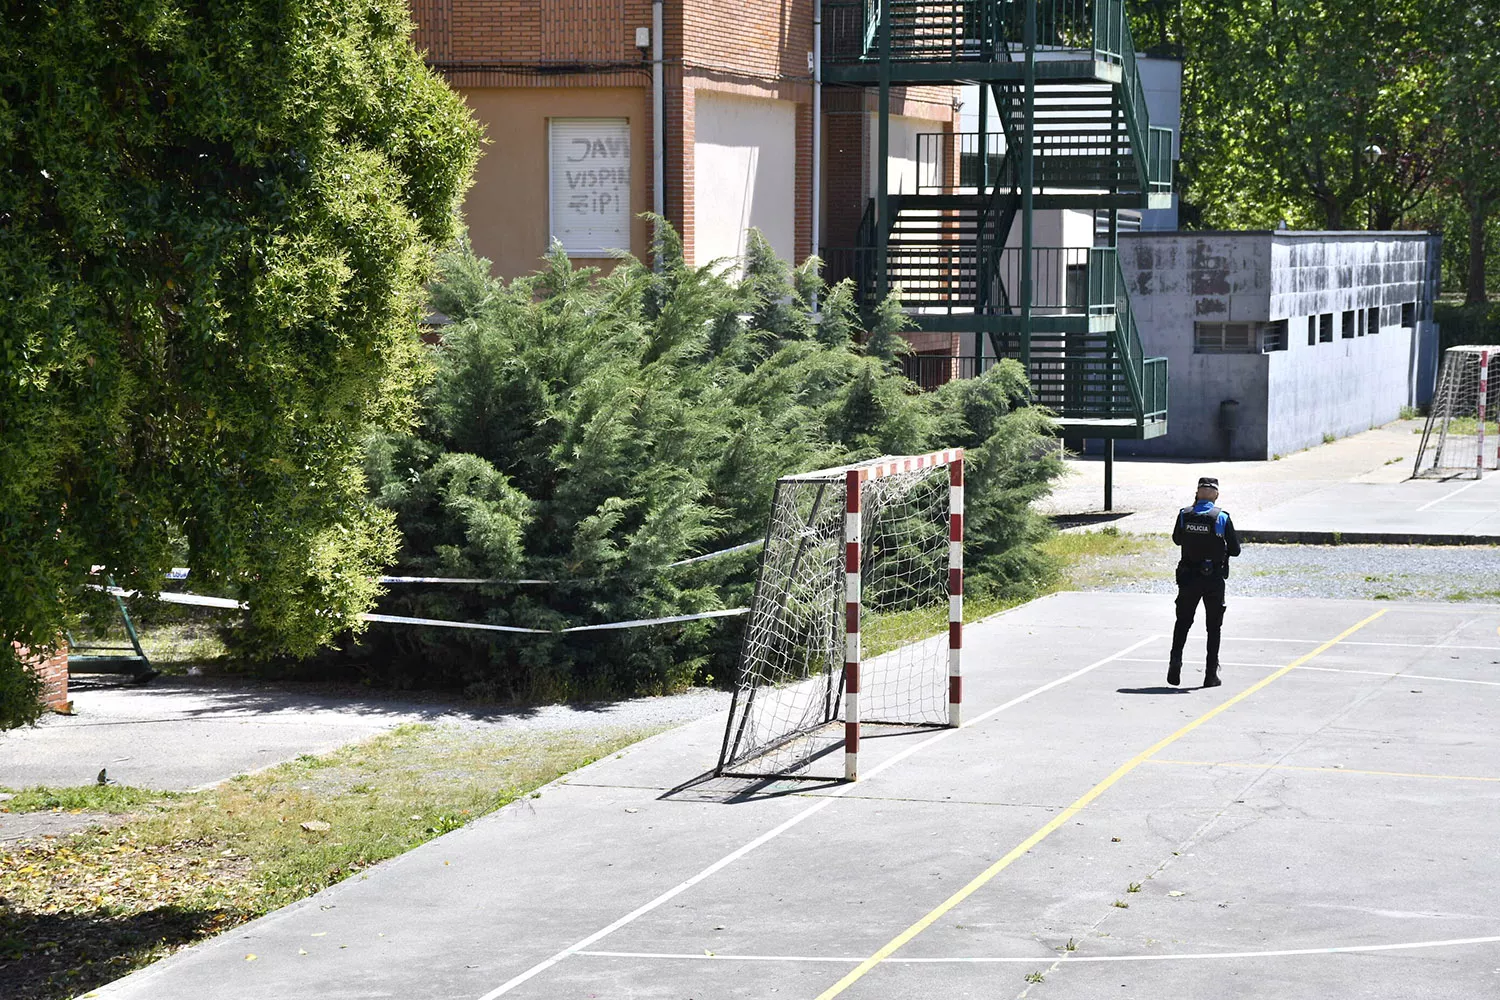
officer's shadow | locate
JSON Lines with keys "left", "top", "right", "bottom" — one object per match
{"left": 1117, "top": 685, "right": 1197, "bottom": 694}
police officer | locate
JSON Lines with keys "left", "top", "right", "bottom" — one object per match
{"left": 1169, "top": 477, "right": 1240, "bottom": 688}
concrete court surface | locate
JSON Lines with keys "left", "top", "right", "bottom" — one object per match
{"left": 92, "top": 591, "right": 1500, "bottom": 1000}
{"left": 1043, "top": 420, "right": 1500, "bottom": 541}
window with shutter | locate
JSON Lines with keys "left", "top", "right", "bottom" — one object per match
{"left": 549, "top": 119, "right": 631, "bottom": 257}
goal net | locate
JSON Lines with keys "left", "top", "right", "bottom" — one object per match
{"left": 716, "top": 451, "right": 963, "bottom": 782}
{"left": 1413, "top": 346, "right": 1500, "bottom": 480}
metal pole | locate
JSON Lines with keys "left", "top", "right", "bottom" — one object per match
{"left": 978, "top": 81, "right": 989, "bottom": 191}
{"left": 652, "top": 0, "right": 664, "bottom": 220}
{"left": 1020, "top": 0, "right": 1035, "bottom": 373}
{"left": 876, "top": 0, "right": 891, "bottom": 301}
{"left": 1103, "top": 439, "right": 1115, "bottom": 510}
{"left": 812, "top": 0, "right": 823, "bottom": 295}
{"left": 975, "top": 83, "right": 989, "bottom": 362}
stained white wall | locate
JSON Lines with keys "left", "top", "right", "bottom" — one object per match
{"left": 694, "top": 91, "right": 797, "bottom": 269}
{"left": 1117, "top": 231, "right": 1433, "bottom": 459}
{"left": 867, "top": 113, "right": 943, "bottom": 195}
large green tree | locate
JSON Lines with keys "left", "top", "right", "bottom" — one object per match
{"left": 1181, "top": 0, "right": 1444, "bottom": 230}
{"left": 1436, "top": 0, "right": 1500, "bottom": 303}
{"left": 0, "top": 1, "right": 481, "bottom": 726}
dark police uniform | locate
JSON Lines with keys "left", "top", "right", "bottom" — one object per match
{"left": 1169, "top": 484, "right": 1241, "bottom": 687}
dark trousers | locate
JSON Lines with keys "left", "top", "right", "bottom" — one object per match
{"left": 1171, "top": 569, "right": 1225, "bottom": 666}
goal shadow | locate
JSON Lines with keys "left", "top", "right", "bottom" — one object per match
{"left": 657, "top": 770, "right": 845, "bottom": 805}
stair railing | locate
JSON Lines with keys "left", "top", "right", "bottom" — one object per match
{"left": 1092, "top": 0, "right": 1157, "bottom": 196}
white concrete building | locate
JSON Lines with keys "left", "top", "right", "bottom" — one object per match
{"left": 1115, "top": 230, "right": 1442, "bottom": 460}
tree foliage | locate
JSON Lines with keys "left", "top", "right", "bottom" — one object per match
{"left": 350, "top": 223, "right": 1064, "bottom": 701}
{"left": 0, "top": 1, "right": 481, "bottom": 726}
{"left": 1142, "top": 0, "right": 1498, "bottom": 298}
{"left": 1180, "top": 0, "right": 1444, "bottom": 231}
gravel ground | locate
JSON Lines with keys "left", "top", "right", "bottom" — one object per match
{"left": 1071, "top": 540, "right": 1500, "bottom": 602}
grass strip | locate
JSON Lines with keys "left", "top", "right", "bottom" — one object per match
{"left": 0, "top": 722, "right": 664, "bottom": 1000}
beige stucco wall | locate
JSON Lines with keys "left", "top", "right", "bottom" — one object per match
{"left": 693, "top": 90, "right": 798, "bottom": 270}
{"left": 459, "top": 87, "right": 649, "bottom": 280}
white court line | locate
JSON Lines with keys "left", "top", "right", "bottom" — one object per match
{"left": 472, "top": 634, "right": 1162, "bottom": 999}
{"left": 1117, "top": 657, "right": 1500, "bottom": 687}
{"left": 1296, "top": 665, "right": 1500, "bottom": 686}
{"left": 1415, "top": 478, "right": 1486, "bottom": 511}
{"left": 1226, "top": 637, "right": 1500, "bottom": 652}
{"left": 577, "top": 934, "right": 1500, "bottom": 964}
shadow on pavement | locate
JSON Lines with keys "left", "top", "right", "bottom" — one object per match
{"left": 57, "top": 675, "right": 647, "bottom": 724}
{"left": 0, "top": 903, "right": 251, "bottom": 1000}
{"left": 1117, "top": 686, "right": 1194, "bottom": 695}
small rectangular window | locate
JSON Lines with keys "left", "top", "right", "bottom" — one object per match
{"left": 1357, "top": 310, "right": 1365, "bottom": 336}
{"left": 1342, "top": 310, "right": 1355, "bottom": 339}
{"left": 1194, "top": 322, "right": 1256, "bottom": 354}
{"left": 1307, "top": 316, "right": 1317, "bottom": 346}
{"left": 1261, "top": 320, "right": 1288, "bottom": 352}
{"left": 1401, "top": 302, "right": 1415, "bottom": 328}
{"left": 1319, "top": 313, "right": 1333, "bottom": 342}
{"left": 1367, "top": 305, "right": 1380, "bottom": 335}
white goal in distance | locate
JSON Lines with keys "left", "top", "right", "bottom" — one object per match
{"left": 716, "top": 451, "right": 963, "bottom": 782}
{"left": 1413, "top": 346, "right": 1499, "bottom": 480}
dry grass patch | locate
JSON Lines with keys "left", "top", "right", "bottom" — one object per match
{"left": 0, "top": 722, "right": 664, "bottom": 1000}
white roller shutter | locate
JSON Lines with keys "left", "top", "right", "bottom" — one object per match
{"left": 549, "top": 118, "right": 631, "bottom": 256}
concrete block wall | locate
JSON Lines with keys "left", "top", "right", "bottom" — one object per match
{"left": 1119, "top": 231, "right": 1434, "bottom": 460}
{"left": 1118, "top": 233, "right": 1273, "bottom": 459}
{"left": 1264, "top": 234, "right": 1427, "bottom": 457}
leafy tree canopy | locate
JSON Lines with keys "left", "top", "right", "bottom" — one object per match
{"left": 0, "top": 1, "right": 481, "bottom": 726}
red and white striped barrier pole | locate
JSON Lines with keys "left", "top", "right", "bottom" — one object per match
{"left": 844, "top": 467, "right": 863, "bottom": 782}
{"left": 1479, "top": 350, "right": 1490, "bottom": 478}
{"left": 948, "top": 454, "right": 964, "bottom": 727}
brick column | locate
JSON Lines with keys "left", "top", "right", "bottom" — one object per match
{"left": 823, "top": 102, "right": 867, "bottom": 250}
{"left": 14, "top": 641, "right": 69, "bottom": 714}
{"left": 667, "top": 83, "right": 697, "bottom": 265}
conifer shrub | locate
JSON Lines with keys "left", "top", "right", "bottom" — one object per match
{"left": 345, "top": 222, "right": 1063, "bottom": 700}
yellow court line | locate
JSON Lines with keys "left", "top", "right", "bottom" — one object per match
{"left": 812, "top": 608, "right": 1390, "bottom": 1000}
{"left": 1146, "top": 758, "right": 1500, "bottom": 784}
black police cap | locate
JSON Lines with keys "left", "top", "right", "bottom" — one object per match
{"left": 1197, "top": 477, "right": 1219, "bottom": 489}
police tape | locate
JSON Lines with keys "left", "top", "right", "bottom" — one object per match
{"left": 146, "top": 539, "right": 764, "bottom": 587}
{"left": 101, "top": 587, "right": 748, "bottom": 634}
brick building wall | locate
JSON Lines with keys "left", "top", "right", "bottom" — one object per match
{"left": 411, "top": 0, "right": 955, "bottom": 274}
{"left": 14, "top": 641, "right": 69, "bottom": 713}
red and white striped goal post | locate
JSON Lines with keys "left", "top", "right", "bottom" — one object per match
{"left": 788, "top": 450, "right": 963, "bottom": 782}
{"left": 1478, "top": 349, "right": 1490, "bottom": 478}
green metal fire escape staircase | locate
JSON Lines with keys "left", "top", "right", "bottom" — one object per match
{"left": 821, "top": 0, "right": 1171, "bottom": 441}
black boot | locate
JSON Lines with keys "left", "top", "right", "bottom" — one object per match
{"left": 1167, "top": 658, "right": 1182, "bottom": 687}
{"left": 1203, "top": 663, "right": 1221, "bottom": 688}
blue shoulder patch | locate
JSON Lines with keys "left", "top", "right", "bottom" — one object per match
{"left": 1214, "top": 510, "right": 1228, "bottom": 537}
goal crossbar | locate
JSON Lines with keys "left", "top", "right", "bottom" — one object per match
{"left": 717, "top": 449, "right": 964, "bottom": 782}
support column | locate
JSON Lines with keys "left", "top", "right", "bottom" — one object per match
{"left": 1019, "top": 0, "right": 1036, "bottom": 373}
{"left": 1104, "top": 438, "right": 1115, "bottom": 511}
{"left": 876, "top": 0, "right": 891, "bottom": 301}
